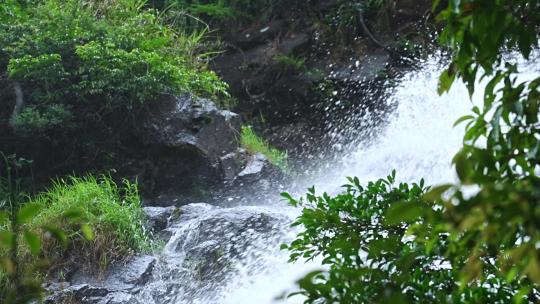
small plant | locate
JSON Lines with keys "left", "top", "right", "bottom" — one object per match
{"left": 272, "top": 54, "right": 306, "bottom": 73}
{"left": 240, "top": 126, "right": 288, "bottom": 171}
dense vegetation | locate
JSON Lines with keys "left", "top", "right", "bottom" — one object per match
{"left": 151, "top": 0, "right": 403, "bottom": 43}
{"left": 1, "top": 0, "right": 539, "bottom": 302}
{"left": 0, "top": 0, "right": 227, "bottom": 179}
{"left": 282, "top": 172, "right": 528, "bottom": 302}
{"left": 284, "top": 0, "right": 540, "bottom": 303}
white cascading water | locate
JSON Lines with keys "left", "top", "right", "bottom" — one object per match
{"left": 135, "top": 53, "right": 539, "bottom": 304}
{"left": 219, "top": 56, "right": 471, "bottom": 304}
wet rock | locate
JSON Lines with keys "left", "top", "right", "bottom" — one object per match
{"left": 138, "top": 93, "right": 241, "bottom": 198}
{"left": 141, "top": 94, "right": 240, "bottom": 157}
{"left": 143, "top": 206, "right": 176, "bottom": 232}
{"left": 105, "top": 255, "right": 156, "bottom": 290}
{"left": 232, "top": 20, "right": 286, "bottom": 49}
{"left": 182, "top": 240, "right": 223, "bottom": 280}
{"left": 101, "top": 292, "right": 134, "bottom": 304}
{"left": 60, "top": 255, "right": 156, "bottom": 303}
{"left": 277, "top": 32, "right": 310, "bottom": 56}
{"left": 220, "top": 148, "right": 248, "bottom": 181}
{"left": 266, "top": 121, "right": 325, "bottom": 157}
{"left": 179, "top": 208, "right": 279, "bottom": 251}
{"left": 45, "top": 284, "right": 110, "bottom": 304}
{"left": 328, "top": 51, "right": 390, "bottom": 83}
{"left": 236, "top": 152, "right": 277, "bottom": 184}
{"left": 123, "top": 204, "right": 289, "bottom": 302}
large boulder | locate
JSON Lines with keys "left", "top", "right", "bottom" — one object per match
{"left": 138, "top": 94, "right": 242, "bottom": 199}
{"left": 141, "top": 94, "right": 240, "bottom": 158}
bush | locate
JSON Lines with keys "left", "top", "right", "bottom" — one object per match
{"left": 2, "top": 0, "right": 227, "bottom": 128}
{"left": 282, "top": 172, "right": 533, "bottom": 303}
{"left": 0, "top": 0, "right": 228, "bottom": 177}
{"left": 241, "top": 126, "right": 288, "bottom": 171}
{"left": 432, "top": 0, "right": 540, "bottom": 290}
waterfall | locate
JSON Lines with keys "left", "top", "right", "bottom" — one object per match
{"left": 219, "top": 56, "right": 470, "bottom": 304}
{"left": 134, "top": 52, "right": 540, "bottom": 304}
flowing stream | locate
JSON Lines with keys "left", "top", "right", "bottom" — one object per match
{"left": 134, "top": 53, "right": 540, "bottom": 304}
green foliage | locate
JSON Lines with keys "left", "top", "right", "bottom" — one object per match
{"left": 286, "top": 0, "right": 540, "bottom": 302}
{"left": 432, "top": 0, "right": 540, "bottom": 289}
{"left": 240, "top": 126, "right": 288, "bottom": 172}
{"left": 0, "top": 153, "right": 91, "bottom": 304}
{"left": 165, "top": 0, "right": 306, "bottom": 24}
{"left": 0, "top": 153, "right": 150, "bottom": 302}
{"left": 1, "top": 0, "right": 227, "bottom": 119}
{"left": 12, "top": 105, "right": 73, "bottom": 134}
{"left": 0, "top": 0, "right": 228, "bottom": 174}
{"left": 282, "top": 172, "right": 533, "bottom": 303}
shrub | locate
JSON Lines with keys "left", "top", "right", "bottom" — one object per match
{"left": 1, "top": 0, "right": 227, "bottom": 126}
{"left": 432, "top": 0, "right": 540, "bottom": 290}
{"left": 0, "top": 0, "right": 228, "bottom": 177}
{"left": 282, "top": 172, "right": 533, "bottom": 303}
{"left": 241, "top": 126, "right": 288, "bottom": 171}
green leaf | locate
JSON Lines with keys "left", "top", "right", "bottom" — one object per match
{"left": 453, "top": 115, "right": 474, "bottom": 127}
{"left": 438, "top": 68, "right": 456, "bottom": 95}
{"left": 24, "top": 230, "right": 41, "bottom": 255}
{"left": 0, "top": 211, "right": 8, "bottom": 224}
{"left": 432, "top": 0, "right": 442, "bottom": 11}
{"left": 43, "top": 225, "right": 68, "bottom": 247}
{"left": 16, "top": 203, "right": 42, "bottom": 224}
{"left": 423, "top": 184, "right": 452, "bottom": 201}
{"left": 63, "top": 209, "right": 84, "bottom": 221}
{"left": 80, "top": 223, "right": 94, "bottom": 240}
{"left": 526, "top": 256, "right": 540, "bottom": 284}
{"left": 0, "top": 257, "right": 15, "bottom": 274}
{"left": 453, "top": 151, "right": 473, "bottom": 185}
{"left": 513, "top": 287, "right": 531, "bottom": 304}
{"left": 280, "top": 192, "right": 293, "bottom": 201}
{"left": 384, "top": 202, "right": 424, "bottom": 225}
{"left": 0, "top": 231, "right": 14, "bottom": 249}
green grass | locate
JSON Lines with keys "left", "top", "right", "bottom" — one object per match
{"left": 241, "top": 126, "right": 288, "bottom": 171}
{"left": 25, "top": 175, "right": 150, "bottom": 276}
{"left": 0, "top": 174, "right": 152, "bottom": 301}
{"left": 32, "top": 176, "right": 151, "bottom": 269}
